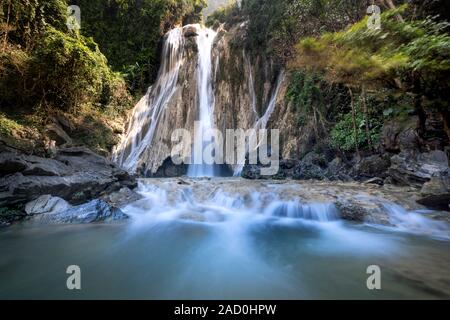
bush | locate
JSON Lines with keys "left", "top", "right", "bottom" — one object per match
{"left": 330, "top": 105, "right": 382, "bottom": 152}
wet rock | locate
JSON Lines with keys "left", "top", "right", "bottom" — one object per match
{"left": 380, "top": 117, "right": 420, "bottom": 152}
{"left": 293, "top": 162, "right": 325, "bottom": 181}
{"left": 0, "top": 147, "right": 137, "bottom": 207}
{"left": 324, "top": 158, "right": 353, "bottom": 182}
{"left": 33, "top": 199, "right": 128, "bottom": 224}
{"left": 352, "top": 155, "right": 391, "bottom": 180}
{"left": 102, "top": 187, "right": 142, "bottom": 208}
{"left": 183, "top": 25, "right": 198, "bottom": 37}
{"left": 151, "top": 158, "right": 187, "bottom": 178}
{"left": 417, "top": 170, "right": 450, "bottom": 210}
{"left": 25, "top": 195, "right": 71, "bottom": 215}
{"left": 388, "top": 150, "right": 449, "bottom": 187}
{"left": 242, "top": 165, "right": 262, "bottom": 180}
{"left": 302, "top": 152, "right": 328, "bottom": 168}
{"left": 336, "top": 201, "right": 390, "bottom": 225}
{"left": 364, "top": 177, "right": 385, "bottom": 186}
{"left": 0, "top": 207, "right": 26, "bottom": 227}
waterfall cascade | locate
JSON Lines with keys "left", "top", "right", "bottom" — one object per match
{"left": 187, "top": 27, "right": 218, "bottom": 177}
{"left": 233, "top": 69, "right": 285, "bottom": 176}
{"left": 113, "top": 27, "right": 185, "bottom": 173}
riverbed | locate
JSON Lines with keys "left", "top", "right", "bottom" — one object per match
{"left": 1, "top": 179, "right": 449, "bottom": 299}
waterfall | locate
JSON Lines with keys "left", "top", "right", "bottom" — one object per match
{"left": 233, "top": 71, "right": 285, "bottom": 176}
{"left": 113, "top": 28, "right": 184, "bottom": 173}
{"left": 187, "top": 27, "right": 218, "bottom": 177}
{"left": 243, "top": 50, "right": 258, "bottom": 118}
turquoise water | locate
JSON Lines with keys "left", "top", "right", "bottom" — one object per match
{"left": 1, "top": 181, "right": 449, "bottom": 300}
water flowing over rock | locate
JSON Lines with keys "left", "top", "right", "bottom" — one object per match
{"left": 113, "top": 23, "right": 288, "bottom": 177}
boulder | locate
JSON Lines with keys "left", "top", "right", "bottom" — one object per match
{"left": 336, "top": 200, "right": 391, "bottom": 225}
{"left": 417, "top": 170, "right": 450, "bottom": 210}
{"left": 302, "top": 152, "right": 328, "bottom": 168}
{"left": 380, "top": 117, "right": 420, "bottom": 152}
{"left": 101, "top": 187, "right": 142, "bottom": 208}
{"left": 183, "top": 25, "right": 198, "bottom": 38}
{"left": 388, "top": 150, "right": 449, "bottom": 187}
{"left": 151, "top": 158, "right": 187, "bottom": 178}
{"left": 242, "top": 165, "right": 262, "bottom": 180}
{"left": 46, "top": 123, "right": 72, "bottom": 146}
{"left": 0, "top": 147, "right": 137, "bottom": 207}
{"left": 25, "top": 195, "right": 71, "bottom": 215}
{"left": 324, "top": 158, "right": 353, "bottom": 182}
{"left": 352, "top": 155, "right": 391, "bottom": 180}
{"left": 33, "top": 199, "right": 128, "bottom": 224}
{"left": 293, "top": 162, "right": 325, "bottom": 181}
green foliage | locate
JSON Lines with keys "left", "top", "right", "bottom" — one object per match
{"left": 330, "top": 99, "right": 382, "bottom": 152}
{"left": 73, "top": 0, "right": 206, "bottom": 94}
{"left": 286, "top": 71, "right": 323, "bottom": 126}
{"left": 240, "top": 0, "right": 367, "bottom": 59}
{"left": 29, "top": 28, "right": 111, "bottom": 111}
{"left": 294, "top": 6, "right": 450, "bottom": 94}
{"left": 206, "top": 1, "right": 241, "bottom": 27}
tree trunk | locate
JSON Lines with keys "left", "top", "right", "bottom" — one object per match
{"left": 2, "top": 0, "right": 12, "bottom": 50}
{"left": 348, "top": 87, "right": 361, "bottom": 161}
{"left": 361, "top": 87, "right": 373, "bottom": 151}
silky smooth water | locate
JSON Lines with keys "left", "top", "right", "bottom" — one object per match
{"left": 1, "top": 180, "right": 449, "bottom": 300}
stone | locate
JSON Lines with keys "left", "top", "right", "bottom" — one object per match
{"left": 324, "top": 158, "right": 353, "bottom": 182}
{"left": 388, "top": 150, "right": 449, "bottom": 187}
{"left": 0, "top": 147, "right": 137, "bottom": 207}
{"left": 241, "top": 165, "right": 262, "bottom": 180}
{"left": 336, "top": 201, "right": 391, "bottom": 225}
{"left": 417, "top": 170, "right": 450, "bottom": 210}
{"left": 25, "top": 195, "right": 71, "bottom": 216}
{"left": 102, "top": 187, "right": 142, "bottom": 208}
{"left": 33, "top": 199, "right": 128, "bottom": 224}
{"left": 380, "top": 117, "right": 420, "bottom": 152}
{"left": 293, "top": 162, "right": 325, "bottom": 181}
{"left": 352, "top": 155, "right": 391, "bottom": 179}
{"left": 46, "top": 123, "right": 72, "bottom": 146}
{"left": 183, "top": 25, "right": 198, "bottom": 37}
{"left": 364, "top": 177, "right": 385, "bottom": 186}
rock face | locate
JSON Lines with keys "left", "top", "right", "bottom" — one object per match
{"left": 0, "top": 146, "right": 137, "bottom": 207}
{"left": 388, "top": 150, "right": 449, "bottom": 187}
{"left": 417, "top": 169, "right": 450, "bottom": 210}
{"left": 32, "top": 199, "right": 128, "bottom": 225}
{"left": 113, "top": 23, "right": 290, "bottom": 176}
{"left": 101, "top": 187, "right": 142, "bottom": 208}
{"left": 25, "top": 195, "right": 71, "bottom": 215}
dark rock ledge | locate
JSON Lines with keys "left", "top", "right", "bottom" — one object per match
{"left": 0, "top": 145, "right": 138, "bottom": 226}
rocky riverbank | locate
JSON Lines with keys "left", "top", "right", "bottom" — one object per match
{"left": 0, "top": 144, "right": 138, "bottom": 226}
{"left": 242, "top": 149, "right": 450, "bottom": 212}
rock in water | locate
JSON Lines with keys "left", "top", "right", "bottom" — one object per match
{"left": 417, "top": 170, "right": 450, "bottom": 210}
{"left": 25, "top": 195, "right": 71, "bottom": 215}
{"left": 33, "top": 199, "right": 128, "bottom": 224}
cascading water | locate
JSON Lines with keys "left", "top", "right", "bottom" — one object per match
{"left": 188, "top": 27, "right": 218, "bottom": 177}
{"left": 113, "top": 28, "right": 184, "bottom": 173}
{"left": 113, "top": 25, "right": 221, "bottom": 177}
{"left": 233, "top": 70, "right": 285, "bottom": 176}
